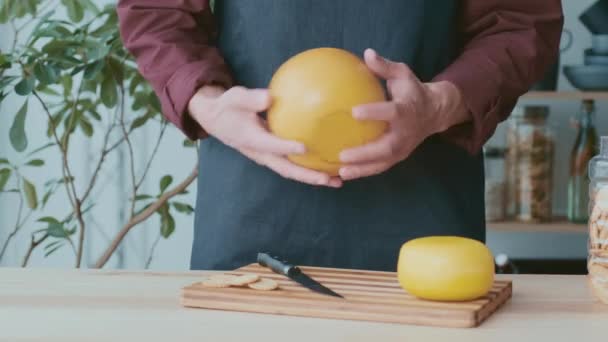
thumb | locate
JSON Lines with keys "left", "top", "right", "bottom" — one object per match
{"left": 364, "top": 48, "right": 412, "bottom": 80}
{"left": 226, "top": 87, "right": 272, "bottom": 112}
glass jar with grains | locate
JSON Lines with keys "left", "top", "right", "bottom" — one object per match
{"left": 506, "top": 106, "right": 554, "bottom": 222}
{"left": 588, "top": 136, "right": 608, "bottom": 304}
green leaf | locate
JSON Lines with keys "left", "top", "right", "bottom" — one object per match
{"left": 173, "top": 202, "right": 194, "bottom": 214}
{"left": 0, "top": 168, "right": 11, "bottom": 191}
{"left": 14, "top": 76, "right": 35, "bottom": 96}
{"left": 36, "top": 86, "right": 61, "bottom": 96}
{"left": 100, "top": 75, "right": 117, "bottom": 108}
{"left": 0, "top": 158, "right": 8, "bottom": 164}
{"left": 34, "top": 63, "right": 59, "bottom": 85}
{"left": 23, "top": 0, "right": 37, "bottom": 15}
{"left": 159, "top": 205, "right": 175, "bottom": 239}
{"left": 27, "top": 142, "right": 55, "bottom": 157}
{"left": 44, "top": 240, "right": 63, "bottom": 251}
{"left": 159, "top": 175, "right": 173, "bottom": 193}
{"left": 47, "top": 222, "right": 67, "bottom": 238}
{"left": 25, "top": 159, "right": 44, "bottom": 167}
{"left": 9, "top": 101, "right": 28, "bottom": 152}
{"left": 128, "top": 74, "right": 142, "bottom": 94}
{"left": 106, "top": 57, "right": 124, "bottom": 84}
{"left": 0, "top": 0, "right": 11, "bottom": 23}
{"left": 44, "top": 241, "right": 64, "bottom": 257}
{"left": 38, "top": 217, "right": 60, "bottom": 224}
{"left": 0, "top": 54, "right": 11, "bottom": 69}
{"left": 79, "top": 117, "right": 93, "bottom": 137}
{"left": 134, "top": 194, "right": 153, "bottom": 201}
{"left": 61, "top": 75, "right": 73, "bottom": 97}
{"left": 85, "top": 41, "right": 110, "bottom": 62}
{"left": 23, "top": 178, "right": 38, "bottom": 209}
{"left": 129, "top": 114, "right": 150, "bottom": 131}
{"left": 183, "top": 139, "right": 197, "bottom": 148}
{"left": 149, "top": 94, "right": 161, "bottom": 113}
{"left": 41, "top": 188, "right": 54, "bottom": 208}
{"left": 83, "top": 60, "right": 105, "bottom": 80}
{"left": 0, "top": 75, "right": 18, "bottom": 89}
{"left": 80, "top": 0, "right": 99, "bottom": 14}
{"left": 87, "top": 109, "right": 101, "bottom": 121}
{"left": 61, "top": 0, "right": 84, "bottom": 22}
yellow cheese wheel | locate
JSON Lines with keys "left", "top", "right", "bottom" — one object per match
{"left": 397, "top": 236, "right": 495, "bottom": 301}
{"left": 267, "top": 48, "right": 387, "bottom": 176}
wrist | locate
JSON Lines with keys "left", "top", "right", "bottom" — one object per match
{"left": 426, "top": 80, "right": 469, "bottom": 134}
{"left": 187, "top": 84, "right": 226, "bottom": 124}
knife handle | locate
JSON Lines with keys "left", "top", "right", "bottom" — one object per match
{"left": 257, "top": 253, "right": 298, "bottom": 276}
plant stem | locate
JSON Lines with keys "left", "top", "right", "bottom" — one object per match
{"left": 33, "top": 90, "right": 85, "bottom": 267}
{"left": 118, "top": 84, "right": 137, "bottom": 218}
{"left": 74, "top": 199, "right": 86, "bottom": 267}
{"left": 93, "top": 165, "right": 198, "bottom": 268}
{"left": 22, "top": 234, "right": 48, "bottom": 267}
{"left": 32, "top": 91, "right": 77, "bottom": 209}
{"left": 0, "top": 176, "right": 24, "bottom": 261}
{"left": 144, "top": 233, "right": 162, "bottom": 269}
{"left": 135, "top": 122, "right": 167, "bottom": 191}
{"left": 80, "top": 111, "right": 117, "bottom": 202}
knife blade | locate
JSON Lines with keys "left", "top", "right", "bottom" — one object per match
{"left": 257, "top": 253, "right": 344, "bottom": 298}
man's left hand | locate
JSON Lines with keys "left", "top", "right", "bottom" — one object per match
{"left": 339, "top": 48, "right": 468, "bottom": 181}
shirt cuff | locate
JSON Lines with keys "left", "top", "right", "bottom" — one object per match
{"left": 162, "top": 60, "right": 234, "bottom": 140}
{"left": 432, "top": 54, "right": 515, "bottom": 155}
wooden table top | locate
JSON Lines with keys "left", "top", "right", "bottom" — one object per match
{"left": 1, "top": 268, "right": 607, "bottom": 341}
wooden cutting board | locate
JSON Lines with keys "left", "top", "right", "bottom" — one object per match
{"left": 180, "top": 264, "right": 512, "bottom": 328}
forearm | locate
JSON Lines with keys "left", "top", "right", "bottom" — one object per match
{"left": 117, "top": 0, "right": 233, "bottom": 140}
{"left": 434, "top": 0, "right": 563, "bottom": 154}
{"left": 425, "top": 80, "right": 470, "bottom": 135}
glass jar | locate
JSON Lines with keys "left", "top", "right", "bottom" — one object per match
{"left": 588, "top": 136, "right": 608, "bottom": 304}
{"left": 506, "top": 106, "right": 554, "bottom": 222}
{"left": 484, "top": 146, "right": 506, "bottom": 222}
{"left": 568, "top": 99, "right": 599, "bottom": 223}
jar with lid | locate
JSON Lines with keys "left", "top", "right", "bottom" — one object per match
{"left": 484, "top": 146, "right": 507, "bottom": 222}
{"left": 588, "top": 136, "right": 608, "bottom": 304}
{"left": 568, "top": 99, "right": 599, "bottom": 223}
{"left": 505, "top": 106, "right": 554, "bottom": 222}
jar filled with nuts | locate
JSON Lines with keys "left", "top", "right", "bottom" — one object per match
{"left": 484, "top": 146, "right": 507, "bottom": 222}
{"left": 588, "top": 136, "right": 608, "bottom": 304}
{"left": 506, "top": 106, "right": 554, "bottom": 222}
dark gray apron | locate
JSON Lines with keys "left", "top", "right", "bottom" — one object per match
{"left": 192, "top": 0, "right": 485, "bottom": 271}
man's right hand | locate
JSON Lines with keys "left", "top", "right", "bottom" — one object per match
{"left": 188, "top": 85, "right": 342, "bottom": 188}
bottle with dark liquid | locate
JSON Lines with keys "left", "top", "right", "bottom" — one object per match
{"left": 568, "top": 99, "right": 599, "bottom": 223}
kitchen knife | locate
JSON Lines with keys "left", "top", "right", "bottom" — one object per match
{"left": 257, "top": 253, "right": 344, "bottom": 298}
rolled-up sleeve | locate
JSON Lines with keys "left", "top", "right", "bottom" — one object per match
{"left": 117, "top": 0, "right": 234, "bottom": 140}
{"left": 433, "top": 0, "right": 564, "bottom": 154}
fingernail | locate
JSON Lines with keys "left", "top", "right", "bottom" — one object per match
{"left": 339, "top": 168, "right": 352, "bottom": 180}
{"left": 293, "top": 143, "right": 306, "bottom": 154}
{"left": 339, "top": 152, "right": 349, "bottom": 163}
{"left": 351, "top": 107, "right": 363, "bottom": 119}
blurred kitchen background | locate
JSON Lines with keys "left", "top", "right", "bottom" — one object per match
{"left": 0, "top": 0, "right": 605, "bottom": 273}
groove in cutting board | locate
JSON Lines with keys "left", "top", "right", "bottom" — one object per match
{"left": 180, "top": 264, "right": 512, "bottom": 328}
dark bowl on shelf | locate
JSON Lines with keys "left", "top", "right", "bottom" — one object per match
{"left": 563, "top": 65, "right": 608, "bottom": 90}
{"left": 584, "top": 48, "right": 608, "bottom": 65}
{"left": 580, "top": 0, "right": 608, "bottom": 34}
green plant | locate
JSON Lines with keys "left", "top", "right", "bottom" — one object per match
{"left": 0, "top": 0, "right": 198, "bottom": 268}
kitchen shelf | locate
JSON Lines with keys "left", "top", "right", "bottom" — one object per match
{"left": 487, "top": 218, "right": 587, "bottom": 234}
{"left": 521, "top": 91, "right": 608, "bottom": 100}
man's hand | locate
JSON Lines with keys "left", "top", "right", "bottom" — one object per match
{"left": 338, "top": 49, "right": 469, "bottom": 180}
{"left": 188, "top": 85, "right": 342, "bottom": 188}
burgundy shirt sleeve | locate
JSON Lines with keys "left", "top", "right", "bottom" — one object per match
{"left": 117, "top": 0, "right": 234, "bottom": 140}
{"left": 433, "top": 0, "right": 564, "bottom": 154}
